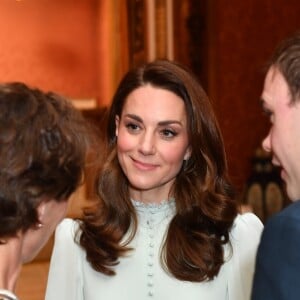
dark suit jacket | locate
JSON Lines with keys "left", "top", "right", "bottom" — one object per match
{"left": 251, "top": 200, "right": 300, "bottom": 300}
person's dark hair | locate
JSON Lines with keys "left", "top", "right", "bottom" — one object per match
{"left": 269, "top": 31, "right": 300, "bottom": 103}
{"left": 0, "top": 82, "right": 90, "bottom": 240}
{"left": 80, "top": 60, "right": 238, "bottom": 282}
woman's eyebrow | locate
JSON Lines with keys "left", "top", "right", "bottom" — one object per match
{"left": 124, "top": 114, "right": 183, "bottom": 126}
{"left": 158, "top": 120, "right": 183, "bottom": 126}
{"left": 123, "top": 114, "right": 142, "bottom": 122}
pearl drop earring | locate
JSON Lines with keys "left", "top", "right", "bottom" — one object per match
{"left": 36, "top": 223, "right": 43, "bottom": 229}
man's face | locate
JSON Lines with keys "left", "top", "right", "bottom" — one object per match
{"left": 261, "top": 66, "right": 300, "bottom": 201}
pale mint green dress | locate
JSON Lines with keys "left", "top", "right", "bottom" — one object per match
{"left": 45, "top": 200, "right": 263, "bottom": 300}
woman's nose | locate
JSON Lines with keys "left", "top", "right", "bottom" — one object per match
{"left": 139, "top": 132, "right": 155, "bottom": 155}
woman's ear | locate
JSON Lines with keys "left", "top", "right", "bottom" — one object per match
{"left": 184, "top": 147, "right": 192, "bottom": 161}
{"left": 115, "top": 115, "right": 120, "bottom": 137}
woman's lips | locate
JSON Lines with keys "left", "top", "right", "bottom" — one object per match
{"left": 132, "top": 158, "right": 158, "bottom": 171}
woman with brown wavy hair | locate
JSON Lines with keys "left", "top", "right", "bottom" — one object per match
{"left": 46, "top": 60, "right": 262, "bottom": 300}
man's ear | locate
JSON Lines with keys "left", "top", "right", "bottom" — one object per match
{"left": 115, "top": 115, "right": 120, "bottom": 137}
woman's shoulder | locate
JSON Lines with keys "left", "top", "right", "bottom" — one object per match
{"left": 55, "top": 218, "right": 82, "bottom": 243}
{"left": 225, "top": 213, "right": 263, "bottom": 299}
{"left": 230, "top": 212, "right": 263, "bottom": 241}
{"left": 233, "top": 212, "right": 263, "bottom": 230}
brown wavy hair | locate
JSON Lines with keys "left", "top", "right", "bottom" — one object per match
{"left": 79, "top": 60, "right": 238, "bottom": 281}
{"left": 0, "top": 82, "right": 91, "bottom": 240}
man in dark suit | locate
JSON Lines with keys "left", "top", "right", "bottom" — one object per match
{"left": 251, "top": 32, "right": 300, "bottom": 299}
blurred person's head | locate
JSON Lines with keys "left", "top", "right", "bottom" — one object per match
{"left": 0, "top": 82, "right": 90, "bottom": 262}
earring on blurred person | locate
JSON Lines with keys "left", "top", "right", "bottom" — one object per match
{"left": 36, "top": 223, "right": 43, "bottom": 229}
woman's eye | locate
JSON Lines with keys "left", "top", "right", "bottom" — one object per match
{"left": 125, "top": 122, "right": 140, "bottom": 132}
{"left": 161, "top": 129, "right": 177, "bottom": 138}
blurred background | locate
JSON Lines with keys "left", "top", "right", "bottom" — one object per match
{"left": 1, "top": 0, "right": 299, "bottom": 298}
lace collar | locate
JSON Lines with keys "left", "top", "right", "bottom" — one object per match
{"left": 132, "top": 198, "right": 176, "bottom": 213}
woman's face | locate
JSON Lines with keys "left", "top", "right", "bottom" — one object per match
{"left": 115, "top": 85, "right": 191, "bottom": 203}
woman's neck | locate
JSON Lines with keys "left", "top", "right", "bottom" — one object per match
{"left": 0, "top": 237, "right": 23, "bottom": 291}
{"left": 129, "top": 187, "right": 173, "bottom": 204}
